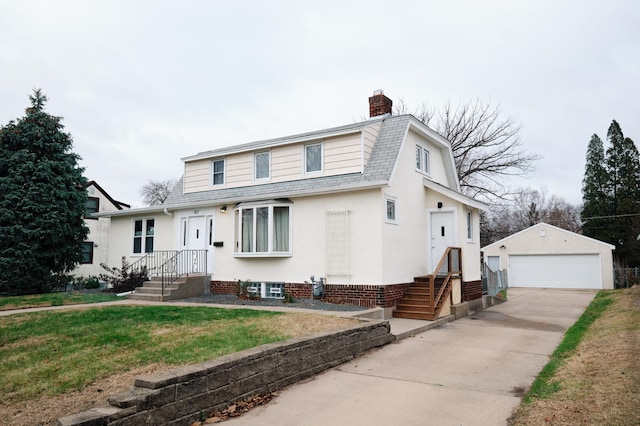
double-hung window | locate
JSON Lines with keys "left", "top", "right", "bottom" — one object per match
{"left": 85, "top": 197, "right": 99, "bottom": 219}
{"left": 81, "top": 242, "right": 94, "bottom": 264}
{"left": 304, "top": 143, "right": 322, "bottom": 174}
{"left": 415, "top": 145, "right": 430, "bottom": 175}
{"left": 133, "top": 218, "right": 155, "bottom": 254}
{"left": 234, "top": 202, "right": 291, "bottom": 256}
{"left": 212, "top": 159, "right": 225, "bottom": 186}
{"left": 254, "top": 152, "right": 270, "bottom": 180}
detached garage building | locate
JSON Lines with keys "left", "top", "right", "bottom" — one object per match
{"left": 482, "top": 223, "right": 615, "bottom": 290}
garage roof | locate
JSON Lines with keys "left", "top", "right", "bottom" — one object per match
{"left": 482, "top": 222, "right": 615, "bottom": 251}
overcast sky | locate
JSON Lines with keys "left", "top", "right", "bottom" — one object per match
{"left": 1, "top": 0, "right": 638, "bottom": 207}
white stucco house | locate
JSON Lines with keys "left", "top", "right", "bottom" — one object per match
{"left": 482, "top": 222, "right": 615, "bottom": 290}
{"left": 72, "top": 181, "right": 130, "bottom": 277}
{"left": 99, "top": 91, "right": 488, "bottom": 318}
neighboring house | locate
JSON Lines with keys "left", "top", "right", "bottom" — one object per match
{"left": 72, "top": 181, "right": 130, "bottom": 277}
{"left": 482, "top": 222, "right": 615, "bottom": 290}
{"left": 99, "top": 91, "right": 488, "bottom": 317}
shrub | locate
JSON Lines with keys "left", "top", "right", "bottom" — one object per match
{"left": 238, "top": 280, "right": 260, "bottom": 300}
{"left": 100, "top": 256, "right": 149, "bottom": 293}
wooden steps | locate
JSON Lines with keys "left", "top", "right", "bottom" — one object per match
{"left": 393, "top": 276, "right": 446, "bottom": 321}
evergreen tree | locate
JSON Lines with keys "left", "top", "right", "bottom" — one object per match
{"left": 581, "top": 134, "right": 610, "bottom": 242}
{"left": 582, "top": 120, "right": 640, "bottom": 267}
{"left": 0, "top": 89, "right": 88, "bottom": 294}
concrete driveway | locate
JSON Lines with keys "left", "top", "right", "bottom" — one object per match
{"left": 226, "top": 288, "right": 597, "bottom": 426}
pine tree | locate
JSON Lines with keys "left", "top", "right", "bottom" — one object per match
{"left": 582, "top": 121, "right": 640, "bottom": 267}
{"left": 0, "top": 89, "right": 88, "bottom": 294}
{"left": 581, "top": 134, "right": 610, "bottom": 242}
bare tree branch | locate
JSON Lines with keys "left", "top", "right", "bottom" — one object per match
{"left": 140, "top": 179, "right": 176, "bottom": 206}
{"left": 398, "top": 98, "right": 541, "bottom": 201}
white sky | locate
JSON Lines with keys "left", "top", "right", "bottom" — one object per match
{"left": 1, "top": 0, "right": 638, "bottom": 207}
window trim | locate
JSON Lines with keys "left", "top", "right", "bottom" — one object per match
{"left": 304, "top": 142, "right": 323, "bottom": 174}
{"left": 466, "top": 210, "right": 473, "bottom": 241}
{"left": 85, "top": 197, "right": 100, "bottom": 219}
{"left": 81, "top": 241, "right": 94, "bottom": 264}
{"left": 211, "top": 158, "right": 225, "bottom": 186}
{"left": 234, "top": 201, "right": 292, "bottom": 257}
{"left": 385, "top": 196, "right": 398, "bottom": 224}
{"left": 254, "top": 151, "right": 271, "bottom": 181}
{"left": 415, "top": 144, "right": 431, "bottom": 176}
{"left": 132, "top": 218, "right": 155, "bottom": 255}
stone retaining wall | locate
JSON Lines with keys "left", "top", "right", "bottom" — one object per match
{"left": 58, "top": 321, "right": 393, "bottom": 426}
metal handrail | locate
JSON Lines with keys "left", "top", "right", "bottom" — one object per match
{"left": 430, "top": 247, "right": 462, "bottom": 316}
{"left": 129, "top": 250, "right": 208, "bottom": 297}
{"left": 157, "top": 250, "right": 208, "bottom": 297}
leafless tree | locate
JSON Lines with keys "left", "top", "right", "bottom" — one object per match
{"left": 481, "top": 187, "right": 582, "bottom": 245}
{"left": 396, "top": 98, "right": 541, "bottom": 201}
{"left": 140, "top": 179, "right": 176, "bottom": 206}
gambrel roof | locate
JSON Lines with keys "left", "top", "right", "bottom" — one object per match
{"left": 162, "top": 114, "right": 463, "bottom": 209}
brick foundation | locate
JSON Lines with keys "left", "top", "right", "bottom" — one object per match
{"left": 462, "top": 280, "right": 483, "bottom": 301}
{"left": 210, "top": 280, "right": 411, "bottom": 309}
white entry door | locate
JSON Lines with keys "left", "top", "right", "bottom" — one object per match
{"left": 430, "top": 211, "right": 455, "bottom": 273}
{"left": 181, "top": 215, "right": 212, "bottom": 274}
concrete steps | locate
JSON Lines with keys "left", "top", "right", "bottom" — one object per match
{"left": 128, "top": 275, "right": 209, "bottom": 302}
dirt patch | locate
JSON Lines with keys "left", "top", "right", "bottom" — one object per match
{"left": 0, "top": 364, "right": 165, "bottom": 426}
{"left": 509, "top": 286, "right": 640, "bottom": 425}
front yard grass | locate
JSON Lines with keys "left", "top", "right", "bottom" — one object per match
{"left": 509, "top": 286, "right": 640, "bottom": 425}
{"left": 0, "top": 292, "right": 123, "bottom": 311}
{"left": 0, "top": 305, "right": 358, "bottom": 425}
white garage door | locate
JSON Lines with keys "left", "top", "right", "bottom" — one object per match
{"left": 509, "top": 254, "right": 602, "bottom": 289}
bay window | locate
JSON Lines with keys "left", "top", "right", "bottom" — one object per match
{"left": 235, "top": 201, "right": 291, "bottom": 256}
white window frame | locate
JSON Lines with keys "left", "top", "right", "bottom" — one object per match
{"left": 254, "top": 151, "right": 270, "bottom": 181}
{"left": 304, "top": 142, "right": 323, "bottom": 174}
{"left": 415, "top": 144, "right": 431, "bottom": 175}
{"left": 466, "top": 210, "right": 473, "bottom": 241}
{"left": 385, "top": 196, "right": 398, "bottom": 224}
{"left": 132, "top": 218, "right": 155, "bottom": 255}
{"left": 211, "top": 158, "right": 225, "bottom": 186}
{"left": 234, "top": 202, "right": 292, "bottom": 257}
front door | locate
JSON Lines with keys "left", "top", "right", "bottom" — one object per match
{"left": 181, "top": 215, "right": 213, "bottom": 274}
{"left": 430, "top": 211, "right": 455, "bottom": 273}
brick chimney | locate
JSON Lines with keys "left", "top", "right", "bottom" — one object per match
{"left": 368, "top": 90, "right": 393, "bottom": 117}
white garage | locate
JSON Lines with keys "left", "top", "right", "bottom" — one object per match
{"left": 508, "top": 254, "right": 602, "bottom": 289}
{"left": 482, "top": 223, "right": 615, "bottom": 290}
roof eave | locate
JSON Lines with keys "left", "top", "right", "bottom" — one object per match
{"left": 423, "top": 177, "right": 488, "bottom": 211}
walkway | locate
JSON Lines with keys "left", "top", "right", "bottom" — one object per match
{"left": 225, "top": 288, "right": 596, "bottom": 426}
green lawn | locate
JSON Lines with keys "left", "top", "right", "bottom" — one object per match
{"left": 0, "top": 305, "right": 287, "bottom": 403}
{"left": 0, "top": 291, "right": 123, "bottom": 311}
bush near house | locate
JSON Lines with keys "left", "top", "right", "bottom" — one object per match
{"left": 100, "top": 256, "right": 149, "bottom": 293}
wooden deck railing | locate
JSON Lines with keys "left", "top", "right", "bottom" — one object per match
{"left": 429, "top": 247, "right": 462, "bottom": 317}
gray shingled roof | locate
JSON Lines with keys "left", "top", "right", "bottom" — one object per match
{"left": 163, "top": 115, "right": 412, "bottom": 208}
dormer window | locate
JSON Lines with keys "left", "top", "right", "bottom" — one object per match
{"left": 415, "top": 145, "right": 430, "bottom": 175}
{"left": 304, "top": 143, "right": 323, "bottom": 174}
{"left": 212, "top": 159, "right": 225, "bottom": 186}
{"left": 255, "top": 152, "right": 270, "bottom": 180}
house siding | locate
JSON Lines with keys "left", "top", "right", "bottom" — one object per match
{"left": 209, "top": 189, "right": 383, "bottom": 285}
{"left": 362, "top": 122, "right": 381, "bottom": 167}
{"left": 183, "top": 132, "right": 365, "bottom": 194}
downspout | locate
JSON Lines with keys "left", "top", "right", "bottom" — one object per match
{"left": 163, "top": 208, "right": 173, "bottom": 216}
